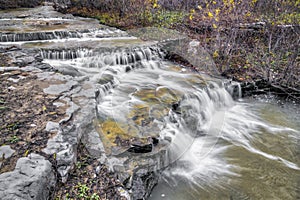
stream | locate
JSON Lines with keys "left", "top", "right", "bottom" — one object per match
{"left": 150, "top": 98, "right": 300, "bottom": 200}
{"left": 1, "top": 5, "right": 299, "bottom": 200}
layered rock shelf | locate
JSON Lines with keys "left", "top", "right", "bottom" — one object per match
{"left": 0, "top": 4, "right": 240, "bottom": 200}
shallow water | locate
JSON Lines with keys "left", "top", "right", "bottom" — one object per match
{"left": 150, "top": 98, "right": 300, "bottom": 200}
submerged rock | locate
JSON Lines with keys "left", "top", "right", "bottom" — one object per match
{"left": 128, "top": 143, "right": 153, "bottom": 154}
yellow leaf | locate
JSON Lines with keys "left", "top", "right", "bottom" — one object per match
{"left": 24, "top": 150, "right": 29, "bottom": 157}
{"left": 208, "top": 12, "right": 214, "bottom": 18}
{"left": 252, "top": 0, "right": 258, "bottom": 4}
{"left": 213, "top": 50, "right": 219, "bottom": 58}
{"left": 198, "top": 5, "right": 202, "bottom": 10}
{"left": 42, "top": 105, "right": 47, "bottom": 111}
{"left": 212, "top": 24, "right": 218, "bottom": 29}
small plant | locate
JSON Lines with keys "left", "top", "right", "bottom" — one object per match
{"left": 6, "top": 123, "right": 18, "bottom": 131}
{"left": 9, "top": 136, "right": 20, "bottom": 143}
{"left": 74, "top": 183, "right": 89, "bottom": 199}
{"left": 90, "top": 193, "right": 100, "bottom": 200}
{"left": 75, "top": 161, "right": 88, "bottom": 169}
{"left": 0, "top": 106, "right": 7, "bottom": 110}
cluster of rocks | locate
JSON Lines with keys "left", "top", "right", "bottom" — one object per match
{"left": 0, "top": 3, "right": 234, "bottom": 199}
{"left": 0, "top": 5, "right": 172, "bottom": 200}
{"left": 0, "top": 43, "right": 101, "bottom": 199}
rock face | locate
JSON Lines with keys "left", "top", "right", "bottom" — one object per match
{"left": 0, "top": 5, "right": 136, "bottom": 199}
{"left": 0, "top": 154, "right": 55, "bottom": 200}
{"left": 0, "top": 0, "right": 43, "bottom": 9}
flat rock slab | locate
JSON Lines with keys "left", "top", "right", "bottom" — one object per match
{"left": 43, "top": 79, "right": 78, "bottom": 95}
{"left": 0, "top": 145, "right": 15, "bottom": 159}
{"left": 0, "top": 145, "right": 15, "bottom": 168}
{"left": 0, "top": 153, "right": 55, "bottom": 200}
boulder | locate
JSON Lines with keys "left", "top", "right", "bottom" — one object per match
{"left": 0, "top": 154, "right": 56, "bottom": 200}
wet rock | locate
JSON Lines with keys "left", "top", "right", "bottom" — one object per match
{"left": 125, "top": 66, "right": 131, "bottom": 72}
{"left": 98, "top": 74, "right": 114, "bottom": 85}
{"left": 152, "top": 137, "right": 159, "bottom": 146}
{"left": 113, "top": 148, "right": 168, "bottom": 199}
{"left": 0, "top": 154, "right": 55, "bottom": 200}
{"left": 56, "top": 65, "right": 82, "bottom": 77}
{"left": 127, "top": 143, "right": 152, "bottom": 154}
{"left": 131, "top": 172, "right": 158, "bottom": 200}
{"left": 14, "top": 56, "right": 35, "bottom": 67}
{"left": 17, "top": 14, "right": 29, "bottom": 18}
{"left": 225, "top": 81, "right": 241, "bottom": 100}
{"left": 196, "top": 130, "right": 206, "bottom": 137}
{"left": 164, "top": 136, "right": 172, "bottom": 143}
{"left": 34, "top": 63, "right": 54, "bottom": 71}
{"left": 171, "top": 101, "right": 181, "bottom": 114}
{"left": 7, "top": 77, "right": 20, "bottom": 83}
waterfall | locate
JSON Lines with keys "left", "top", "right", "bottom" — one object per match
{"left": 151, "top": 80, "right": 300, "bottom": 200}
{"left": 40, "top": 48, "right": 94, "bottom": 60}
{"left": 0, "top": 31, "right": 82, "bottom": 42}
{"left": 159, "top": 81, "right": 236, "bottom": 174}
{"left": 0, "top": 28, "right": 129, "bottom": 43}
{"left": 40, "top": 36, "right": 299, "bottom": 200}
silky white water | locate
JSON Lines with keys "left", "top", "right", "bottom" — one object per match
{"left": 41, "top": 33, "right": 300, "bottom": 200}
{"left": 150, "top": 97, "right": 300, "bottom": 200}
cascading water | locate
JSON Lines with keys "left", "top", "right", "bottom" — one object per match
{"left": 40, "top": 48, "right": 94, "bottom": 60}
{"left": 150, "top": 95, "right": 300, "bottom": 199}
{"left": 43, "top": 44, "right": 300, "bottom": 199}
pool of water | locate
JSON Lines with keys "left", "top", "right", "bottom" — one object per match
{"left": 150, "top": 97, "right": 300, "bottom": 200}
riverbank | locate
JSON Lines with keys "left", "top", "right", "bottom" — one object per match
{"left": 0, "top": 5, "right": 131, "bottom": 199}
